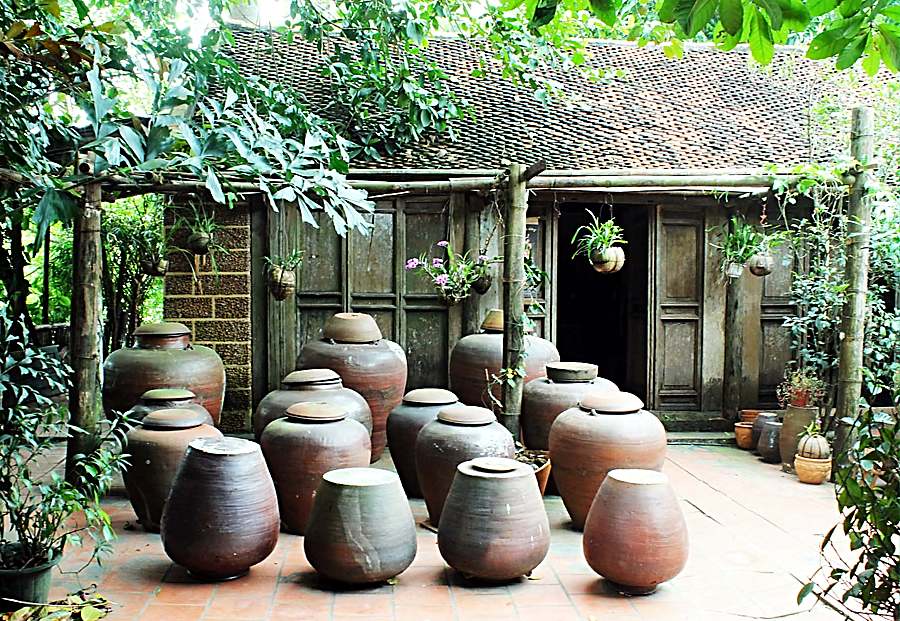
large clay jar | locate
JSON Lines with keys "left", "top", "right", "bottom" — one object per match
{"left": 126, "top": 388, "right": 213, "bottom": 425}
{"left": 583, "top": 469, "right": 688, "bottom": 594}
{"left": 161, "top": 437, "right": 279, "bottom": 580}
{"left": 757, "top": 420, "right": 783, "bottom": 464}
{"left": 386, "top": 388, "right": 458, "bottom": 498}
{"left": 304, "top": 468, "right": 416, "bottom": 584}
{"left": 103, "top": 322, "right": 226, "bottom": 424}
{"left": 123, "top": 408, "right": 223, "bottom": 532}
{"left": 449, "top": 309, "right": 560, "bottom": 408}
{"left": 416, "top": 405, "right": 515, "bottom": 526}
{"left": 260, "top": 402, "right": 371, "bottom": 534}
{"left": 549, "top": 391, "right": 667, "bottom": 530}
{"left": 780, "top": 405, "right": 817, "bottom": 473}
{"left": 521, "top": 362, "right": 618, "bottom": 450}
{"left": 296, "top": 313, "right": 406, "bottom": 462}
{"left": 751, "top": 412, "right": 779, "bottom": 453}
{"left": 438, "top": 457, "right": 550, "bottom": 581}
{"left": 252, "top": 369, "right": 372, "bottom": 440}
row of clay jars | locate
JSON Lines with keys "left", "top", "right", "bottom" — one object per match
{"left": 126, "top": 388, "right": 213, "bottom": 424}
{"left": 550, "top": 391, "right": 667, "bottom": 530}
{"left": 521, "top": 362, "right": 618, "bottom": 450}
{"left": 297, "top": 313, "right": 407, "bottom": 462}
{"left": 103, "top": 322, "right": 226, "bottom": 424}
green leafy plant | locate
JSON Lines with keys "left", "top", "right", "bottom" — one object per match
{"left": 263, "top": 250, "right": 305, "bottom": 273}
{"left": 709, "top": 216, "right": 767, "bottom": 274}
{"left": 172, "top": 205, "right": 230, "bottom": 286}
{"left": 570, "top": 210, "right": 626, "bottom": 264}
{"left": 405, "top": 241, "right": 499, "bottom": 305}
{"left": 6, "top": 586, "right": 112, "bottom": 621}
{"left": 776, "top": 365, "right": 827, "bottom": 408}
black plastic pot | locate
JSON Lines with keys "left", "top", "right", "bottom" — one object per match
{"left": 0, "top": 553, "right": 62, "bottom": 612}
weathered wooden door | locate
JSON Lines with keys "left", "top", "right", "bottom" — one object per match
{"left": 756, "top": 243, "right": 796, "bottom": 406}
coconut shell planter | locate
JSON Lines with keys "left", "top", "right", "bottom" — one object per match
{"left": 590, "top": 246, "right": 625, "bottom": 274}
{"left": 268, "top": 266, "right": 296, "bottom": 301}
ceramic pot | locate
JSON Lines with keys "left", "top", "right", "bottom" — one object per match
{"left": 449, "top": 310, "right": 560, "bottom": 408}
{"left": 780, "top": 405, "right": 817, "bottom": 473}
{"left": 438, "top": 457, "right": 550, "bottom": 581}
{"left": 751, "top": 412, "right": 779, "bottom": 453}
{"left": 757, "top": 420, "right": 782, "bottom": 464}
{"left": 748, "top": 252, "right": 775, "bottom": 277}
{"left": 794, "top": 455, "right": 832, "bottom": 485}
{"left": 252, "top": 369, "right": 372, "bottom": 440}
{"left": 304, "top": 468, "right": 416, "bottom": 584}
{"left": 739, "top": 409, "right": 761, "bottom": 424}
{"left": 386, "top": 388, "right": 459, "bottom": 497}
{"left": 416, "top": 405, "right": 515, "bottom": 526}
{"left": 0, "top": 548, "right": 62, "bottom": 613}
{"left": 296, "top": 313, "right": 406, "bottom": 461}
{"left": 549, "top": 391, "right": 666, "bottom": 530}
{"left": 126, "top": 388, "right": 213, "bottom": 424}
{"left": 725, "top": 262, "right": 744, "bottom": 278}
{"left": 261, "top": 402, "right": 371, "bottom": 534}
{"left": 161, "top": 437, "right": 279, "bottom": 580}
{"left": 583, "top": 469, "right": 688, "bottom": 594}
{"left": 124, "top": 408, "right": 223, "bottom": 532}
{"left": 103, "top": 322, "right": 226, "bottom": 424}
{"left": 797, "top": 434, "right": 831, "bottom": 459}
{"left": 521, "top": 362, "right": 618, "bottom": 450}
{"left": 589, "top": 247, "right": 625, "bottom": 274}
{"left": 734, "top": 422, "right": 754, "bottom": 450}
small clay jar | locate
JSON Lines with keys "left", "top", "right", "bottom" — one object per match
{"left": 780, "top": 404, "right": 818, "bottom": 473}
{"left": 252, "top": 369, "right": 372, "bottom": 440}
{"left": 161, "top": 437, "right": 279, "bottom": 580}
{"left": 734, "top": 422, "right": 754, "bottom": 450}
{"left": 583, "top": 469, "right": 688, "bottom": 594}
{"left": 304, "top": 468, "right": 417, "bottom": 584}
{"left": 123, "top": 408, "right": 223, "bottom": 532}
{"left": 438, "top": 457, "right": 550, "bottom": 581}
{"left": 126, "top": 388, "right": 213, "bottom": 425}
{"left": 416, "top": 405, "right": 515, "bottom": 526}
{"left": 521, "top": 362, "right": 618, "bottom": 450}
{"left": 386, "top": 388, "right": 459, "bottom": 498}
{"left": 757, "top": 420, "right": 783, "bottom": 464}
{"left": 751, "top": 412, "right": 779, "bottom": 452}
{"left": 260, "top": 402, "right": 371, "bottom": 535}
{"left": 549, "top": 391, "right": 667, "bottom": 530}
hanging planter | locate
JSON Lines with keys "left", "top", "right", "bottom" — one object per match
{"left": 589, "top": 246, "right": 626, "bottom": 274}
{"left": 186, "top": 231, "right": 211, "bottom": 255}
{"left": 571, "top": 209, "right": 626, "bottom": 275}
{"left": 725, "top": 261, "right": 744, "bottom": 278}
{"left": 405, "top": 242, "right": 499, "bottom": 305}
{"left": 264, "top": 250, "right": 303, "bottom": 302}
{"left": 140, "top": 257, "right": 169, "bottom": 277}
{"left": 748, "top": 252, "right": 775, "bottom": 277}
{"left": 472, "top": 273, "right": 492, "bottom": 295}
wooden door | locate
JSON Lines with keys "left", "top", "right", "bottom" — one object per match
{"left": 757, "top": 243, "right": 796, "bottom": 406}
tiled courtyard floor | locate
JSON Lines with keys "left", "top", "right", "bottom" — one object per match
{"left": 50, "top": 445, "right": 847, "bottom": 621}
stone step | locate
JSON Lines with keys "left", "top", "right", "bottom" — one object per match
{"left": 666, "top": 431, "right": 736, "bottom": 446}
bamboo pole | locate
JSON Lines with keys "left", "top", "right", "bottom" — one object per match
{"left": 501, "top": 163, "right": 527, "bottom": 436}
{"left": 462, "top": 193, "right": 482, "bottom": 336}
{"left": 722, "top": 266, "right": 743, "bottom": 423}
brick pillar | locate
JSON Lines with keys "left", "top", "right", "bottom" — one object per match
{"left": 164, "top": 204, "right": 253, "bottom": 432}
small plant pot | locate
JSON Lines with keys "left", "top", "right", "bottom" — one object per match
{"left": 186, "top": 232, "right": 211, "bottom": 255}
{"left": 725, "top": 262, "right": 744, "bottom": 278}
{"left": 472, "top": 274, "right": 492, "bottom": 295}
{"left": 794, "top": 455, "right": 831, "bottom": 485}
{"left": 0, "top": 551, "right": 62, "bottom": 612}
{"left": 516, "top": 449, "right": 551, "bottom": 495}
{"left": 589, "top": 247, "right": 625, "bottom": 274}
{"left": 734, "top": 422, "right": 754, "bottom": 450}
{"left": 789, "top": 391, "right": 811, "bottom": 408}
{"left": 140, "top": 258, "right": 169, "bottom": 277}
{"left": 268, "top": 267, "right": 296, "bottom": 301}
{"left": 739, "top": 409, "right": 760, "bottom": 424}
{"left": 748, "top": 252, "right": 775, "bottom": 277}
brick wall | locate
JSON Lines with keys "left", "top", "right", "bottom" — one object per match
{"left": 163, "top": 204, "right": 253, "bottom": 432}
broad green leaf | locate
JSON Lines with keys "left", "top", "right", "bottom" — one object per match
{"left": 837, "top": 0, "right": 862, "bottom": 17}
{"left": 777, "top": 0, "right": 810, "bottom": 29}
{"left": 807, "top": 0, "right": 837, "bottom": 15}
{"left": 32, "top": 189, "right": 77, "bottom": 246}
{"left": 405, "top": 20, "right": 424, "bottom": 44}
{"left": 531, "top": 0, "right": 559, "bottom": 27}
{"left": 749, "top": 8, "right": 774, "bottom": 63}
{"left": 861, "top": 44, "right": 881, "bottom": 75}
{"left": 881, "top": 6, "right": 900, "bottom": 20}
{"left": 797, "top": 582, "right": 815, "bottom": 604}
{"left": 590, "top": 0, "right": 618, "bottom": 26}
{"left": 658, "top": 0, "right": 681, "bottom": 21}
{"left": 836, "top": 33, "right": 867, "bottom": 68}
{"left": 720, "top": 0, "right": 744, "bottom": 35}
{"left": 145, "top": 125, "right": 171, "bottom": 160}
{"left": 118, "top": 125, "right": 144, "bottom": 161}
{"left": 81, "top": 605, "right": 103, "bottom": 621}
{"left": 752, "top": 0, "right": 783, "bottom": 30}
{"left": 807, "top": 27, "right": 847, "bottom": 59}
{"left": 86, "top": 67, "right": 114, "bottom": 134}
{"left": 205, "top": 168, "right": 225, "bottom": 203}
{"left": 687, "top": 0, "right": 718, "bottom": 35}
{"left": 877, "top": 25, "right": 900, "bottom": 70}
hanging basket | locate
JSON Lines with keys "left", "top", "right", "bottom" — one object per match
{"left": 268, "top": 267, "right": 296, "bottom": 301}
{"left": 725, "top": 262, "right": 744, "bottom": 278}
{"left": 140, "top": 258, "right": 169, "bottom": 277}
{"left": 748, "top": 252, "right": 775, "bottom": 277}
{"left": 472, "top": 274, "right": 492, "bottom": 295}
{"left": 186, "top": 232, "right": 211, "bottom": 255}
{"left": 589, "top": 247, "right": 625, "bottom": 274}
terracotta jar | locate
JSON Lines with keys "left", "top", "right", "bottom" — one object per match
{"left": 103, "top": 322, "right": 226, "bottom": 424}
{"left": 296, "top": 313, "right": 407, "bottom": 462}
{"left": 260, "top": 402, "right": 371, "bottom": 534}
{"left": 438, "top": 457, "right": 550, "bottom": 581}
{"left": 386, "top": 388, "right": 459, "bottom": 498}
{"left": 416, "top": 405, "right": 515, "bottom": 526}
{"left": 449, "top": 309, "right": 560, "bottom": 408}
{"left": 304, "top": 468, "right": 416, "bottom": 584}
{"left": 751, "top": 412, "right": 779, "bottom": 453}
{"left": 757, "top": 420, "right": 782, "bottom": 464}
{"left": 549, "top": 391, "right": 667, "bottom": 530}
{"left": 126, "top": 388, "right": 213, "bottom": 425}
{"left": 252, "top": 369, "right": 372, "bottom": 440}
{"left": 583, "top": 469, "right": 688, "bottom": 594}
{"left": 521, "top": 362, "right": 618, "bottom": 450}
{"left": 780, "top": 404, "right": 818, "bottom": 473}
{"left": 795, "top": 455, "right": 832, "bottom": 484}
{"left": 123, "top": 408, "right": 223, "bottom": 532}
{"left": 161, "top": 437, "right": 279, "bottom": 580}
{"left": 734, "top": 422, "right": 754, "bottom": 450}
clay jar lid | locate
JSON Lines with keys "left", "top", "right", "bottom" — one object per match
{"left": 286, "top": 401, "right": 347, "bottom": 422}
{"left": 323, "top": 313, "right": 382, "bottom": 343}
{"left": 403, "top": 388, "right": 458, "bottom": 406}
{"left": 142, "top": 408, "right": 208, "bottom": 430}
{"left": 437, "top": 404, "right": 496, "bottom": 426}
{"left": 546, "top": 362, "right": 598, "bottom": 383}
{"left": 580, "top": 391, "right": 644, "bottom": 415}
{"left": 133, "top": 322, "right": 191, "bottom": 337}
{"left": 481, "top": 309, "right": 504, "bottom": 332}
{"left": 283, "top": 369, "right": 341, "bottom": 387}
{"left": 141, "top": 388, "right": 196, "bottom": 402}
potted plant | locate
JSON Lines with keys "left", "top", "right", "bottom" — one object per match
{"left": 523, "top": 255, "right": 549, "bottom": 314}
{"left": 710, "top": 216, "right": 764, "bottom": 278}
{"left": 0, "top": 312, "right": 129, "bottom": 611}
{"left": 794, "top": 421, "right": 832, "bottom": 485}
{"left": 405, "top": 241, "right": 499, "bottom": 305}
{"left": 138, "top": 225, "right": 175, "bottom": 278}
{"left": 571, "top": 209, "right": 626, "bottom": 274}
{"left": 472, "top": 254, "right": 494, "bottom": 295}
{"left": 264, "top": 250, "right": 303, "bottom": 301}
{"left": 776, "top": 367, "right": 826, "bottom": 408}
{"left": 178, "top": 206, "right": 222, "bottom": 256}
{"left": 515, "top": 444, "right": 552, "bottom": 495}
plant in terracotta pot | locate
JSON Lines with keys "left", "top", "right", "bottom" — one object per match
{"left": 776, "top": 367, "right": 826, "bottom": 408}
{"left": 173, "top": 206, "right": 230, "bottom": 286}
{"left": 405, "top": 241, "right": 499, "bottom": 305}
{"left": 571, "top": 209, "right": 626, "bottom": 274}
{"left": 264, "top": 250, "right": 304, "bottom": 301}
{"left": 794, "top": 421, "right": 832, "bottom": 485}
{"left": 514, "top": 444, "right": 552, "bottom": 495}
{"left": 710, "top": 216, "right": 765, "bottom": 278}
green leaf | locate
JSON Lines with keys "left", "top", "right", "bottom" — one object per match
{"left": 752, "top": 0, "right": 783, "bottom": 30}
{"left": 86, "top": 67, "right": 114, "bottom": 135}
{"left": 32, "top": 189, "right": 77, "bottom": 247}
{"left": 81, "top": 605, "right": 103, "bottom": 621}
{"left": 807, "top": 26, "right": 847, "bottom": 59}
{"left": 205, "top": 168, "right": 225, "bottom": 203}
{"left": 797, "top": 582, "right": 815, "bottom": 604}
{"left": 837, "top": 0, "right": 862, "bottom": 17}
{"left": 777, "top": 0, "right": 810, "bottom": 29}
{"left": 687, "top": 0, "right": 718, "bottom": 35}
{"left": 878, "top": 24, "right": 900, "bottom": 71}
{"left": 882, "top": 6, "right": 900, "bottom": 20}
{"left": 405, "top": 20, "right": 424, "bottom": 45}
{"left": 118, "top": 125, "right": 144, "bottom": 161}
{"left": 807, "top": 0, "right": 837, "bottom": 15}
{"left": 835, "top": 33, "right": 868, "bottom": 69}
{"left": 530, "top": 0, "right": 558, "bottom": 28}
{"left": 658, "top": 0, "right": 681, "bottom": 21}
{"left": 590, "top": 0, "right": 618, "bottom": 26}
{"left": 720, "top": 0, "right": 744, "bottom": 35}
{"left": 861, "top": 45, "right": 881, "bottom": 75}
{"left": 749, "top": 8, "right": 774, "bottom": 63}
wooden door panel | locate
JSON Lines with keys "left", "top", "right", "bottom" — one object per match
{"left": 406, "top": 310, "right": 449, "bottom": 389}
{"left": 758, "top": 243, "right": 796, "bottom": 405}
{"left": 350, "top": 211, "right": 395, "bottom": 294}
{"left": 300, "top": 212, "right": 342, "bottom": 293}
{"left": 405, "top": 210, "right": 446, "bottom": 296}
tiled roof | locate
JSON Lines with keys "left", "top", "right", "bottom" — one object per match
{"left": 228, "top": 28, "right": 834, "bottom": 170}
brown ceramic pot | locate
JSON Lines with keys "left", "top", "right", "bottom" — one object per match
{"left": 416, "top": 405, "right": 516, "bottom": 526}
{"left": 103, "top": 322, "right": 226, "bottom": 424}
{"left": 161, "top": 437, "right": 279, "bottom": 580}
{"left": 521, "top": 362, "right": 618, "bottom": 450}
{"left": 757, "top": 420, "right": 782, "bottom": 464}
{"left": 734, "top": 422, "right": 754, "bottom": 450}
{"left": 386, "top": 388, "right": 459, "bottom": 498}
{"left": 780, "top": 404, "right": 817, "bottom": 473}
{"left": 583, "top": 469, "right": 688, "bottom": 594}
{"left": 252, "top": 369, "right": 372, "bottom": 440}
{"left": 438, "top": 457, "right": 550, "bottom": 581}
{"left": 549, "top": 391, "right": 667, "bottom": 530}
{"left": 449, "top": 310, "right": 560, "bottom": 408}
{"left": 304, "top": 468, "right": 417, "bottom": 584}
{"left": 126, "top": 388, "right": 213, "bottom": 424}
{"left": 260, "top": 402, "right": 371, "bottom": 534}
{"left": 751, "top": 412, "right": 779, "bottom": 453}
{"left": 296, "top": 313, "right": 406, "bottom": 462}
{"left": 794, "top": 455, "right": 832, "bottom": 484}
{"left": 123, "top": 408, "right": 223, "bottom": 532}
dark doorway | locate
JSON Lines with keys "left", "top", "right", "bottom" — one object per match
{"left": 556, "top": 204, "right": 650, "bottom": 400}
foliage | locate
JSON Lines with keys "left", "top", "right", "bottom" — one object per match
{"left": 264, "top": 250, "right": 304, "bottom": 272}
{"left": 405, "top": 241, "right": 496, "bottom": 305}
{"left": 0, "top": 309, "right": 130, "bottom": 571}
{"left": 523, "top": 254, "right": 550, "bottom": 316}
{"left": 172, "top": 204, "right": 230, "bottom": 283}
{"left": 570, "top": 210, "right": 626, "bottom": 264}
{"left": 776, "top": 364, "right": 827, "bottom": 407}
{"left": 1, "top": 586, "right": 112, "bottom": 621}
{"left": 708, "top": 215, "right": 768, "bottom": 272}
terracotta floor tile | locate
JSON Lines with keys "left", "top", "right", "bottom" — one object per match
{"left": 569, "top": 593, "right": 640, "bottom": 616}
{"left": 558, "top": 574, "right": 606, "bottom": 595}
{"left": 273, "top": 585, "right": 335, "bottom": 605}
{"left": 205, "top": 595, "right": 273, "bottom": 619}
{"left": 454, "top": 593, "right": 517, "bottom": 618}
{"left": 393, "top": 585, "right": 452, "bottom": 606}
{"left": 138, "top": 604, "right": 206, "bottom": 621}
{"left": 508, "top": 583, "right": 571, "bottom": 606}
{"left": 395, "top": 604, "right": 457, "bottom": 620}
{"left": 393, "top": 565, "right": 449, "bottom": 587}
{"left": 330, "top": 593, "right": 393, "bottom": 617}
{"left": 214, "top": 573, "right": 279, "bottom": 597}
{"left": 515, "top": 605, "right": 582, "bottom": 621}
{"left": 153, "top": 583, "right": 216, "bottom": 605}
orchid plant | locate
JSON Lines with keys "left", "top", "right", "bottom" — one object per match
{"left": 405, "top": 241, "right": 498, "bottom": 305}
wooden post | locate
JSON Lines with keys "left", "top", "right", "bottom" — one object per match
{"left": 501, "top": 164, "right": 527, "bottom": 436}
{"left": 722, "top": 266, "right": 743, "bottom": 423}
{"left": 834, "top": 107, "right": 875, "bottom": 437}
{"left": 66, "top": 168, "right": 103, "bottom": 483}
{"left": 462, "top": 193, "right": 482, "bottom": 336}
{"left": 41, "top": 230, "right": 51, "bottom": 325}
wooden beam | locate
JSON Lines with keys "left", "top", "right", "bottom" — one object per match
{"left": 722, "top": 269, "right": 743, "bottom": 423}
{"left": 501, "top": 164, "right": 527, "bottom": 436}
{"left": 523, "top": 159, "right": 547, "bottom": 182}
{"left": 528, "top": 175, "right": 796, "bottom": 189}
{"left": 461, "top": 193, "right": 482, "bottom": 337}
